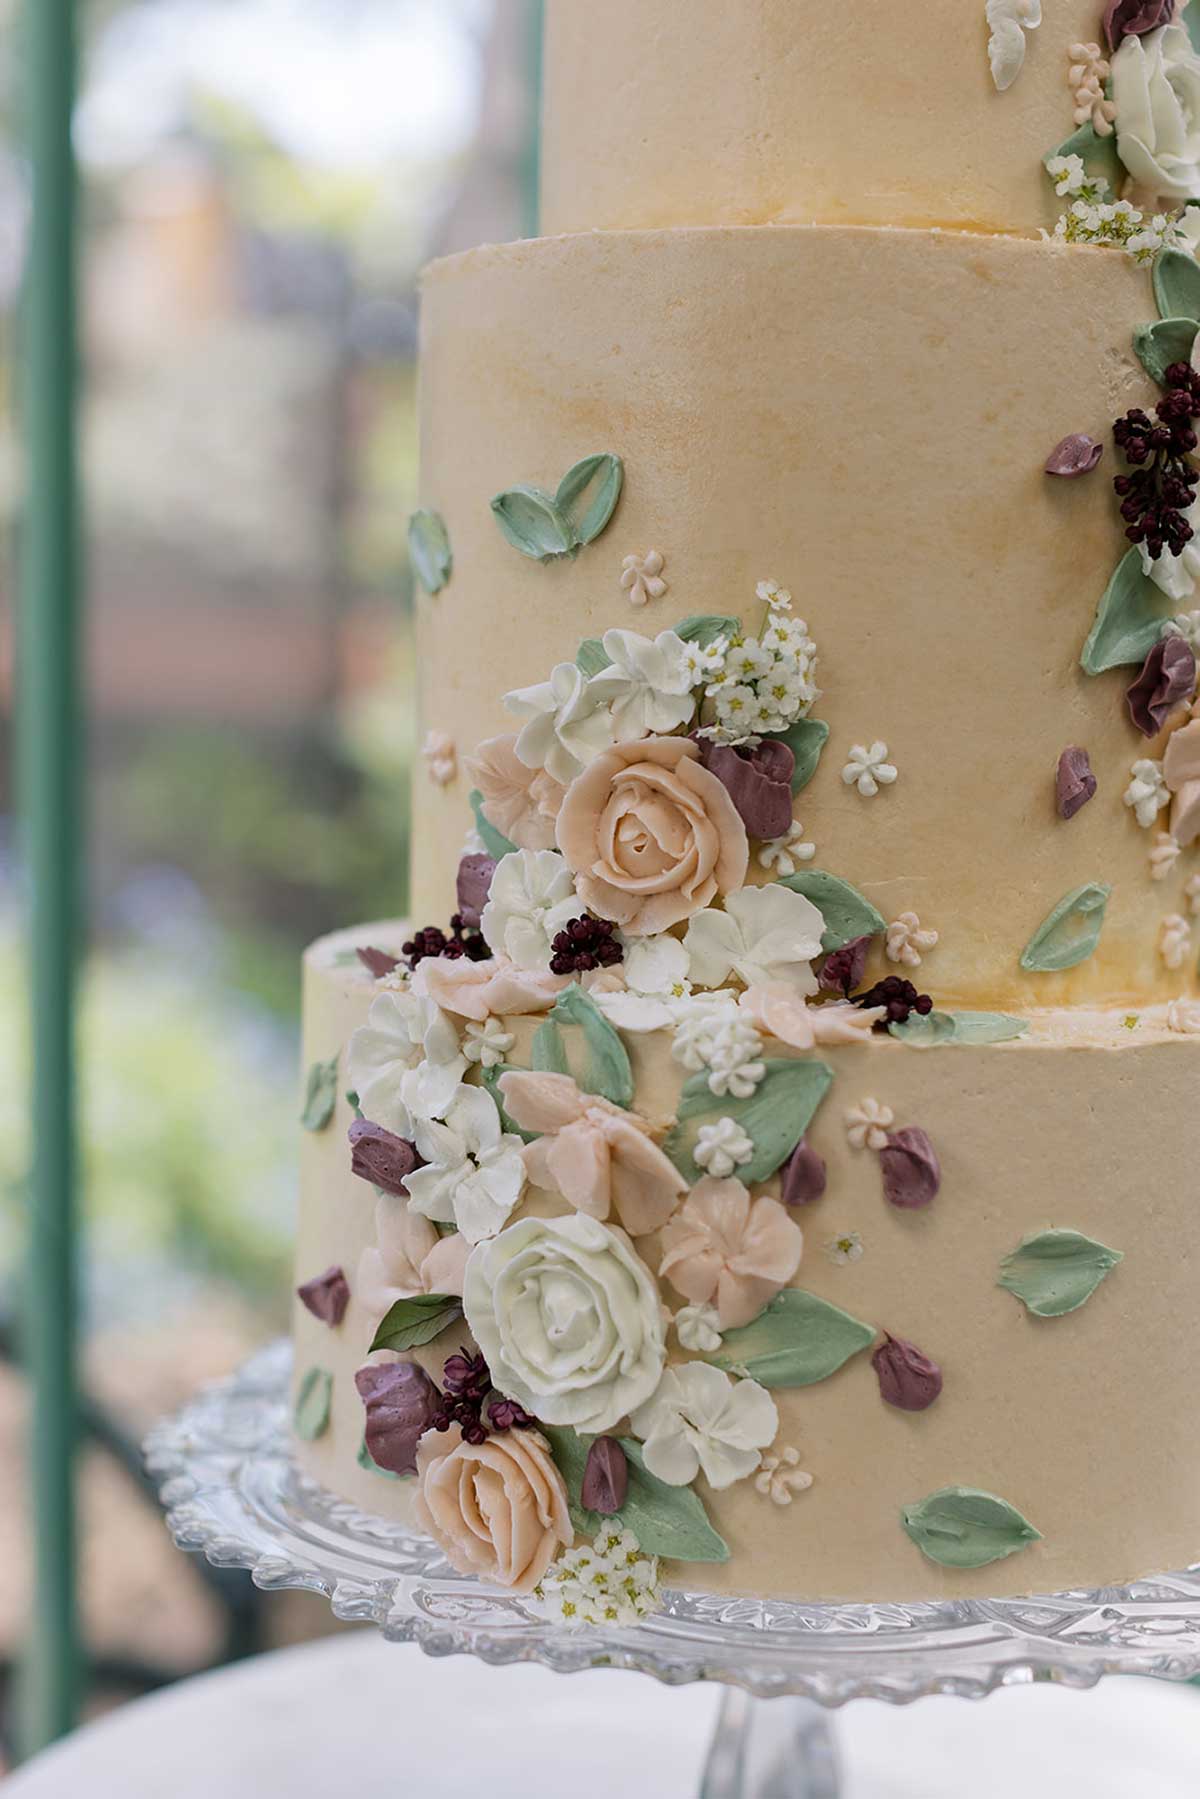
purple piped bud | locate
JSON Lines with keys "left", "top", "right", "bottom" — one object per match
{"left": 872, "top": 1335, "right": 944, "bottom": 1412}
{"left": 355, "top": 1361, "right": 441, "bottom": 1477}
{"left": 581, "top": 1437, "right": 629, "bottom": 1516}
{"left": 357, "top": 945, "right": 401, "bottom": 980}
{"left": 1055, "top": 746, "right": 1098, "bottom": 820}
{"left": 456, "top": 853, "right": 497, "bottom": 931}
{"left": 696, "top": 736, "right": 796, "bottom": 841}
{"left": 349, "top": 1119, "right": 421, "bottom": 1197}
{"left": 879, "top": 1128, "right": 941, "bottom": 1210}
{"left": 297, "top": 1265, "right": 350, "bottom": 1327}
{"left": 819, "top": 935, "right": 871, "bottom": 996}
{"left": 1104, "top": 0, "right": 1173, "bottom": 49}
{"left": 780, "top": 1137, "right": 827, "bottom": 1206}
{"left": 1045, "top": 433, "right": 1103, "bottom": 478}
{"left": 1126, "top": 637, "right": 1197, "bottom": 739}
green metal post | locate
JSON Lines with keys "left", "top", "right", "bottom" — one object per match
{"left": 521, "top": 0, "right": 545, "bottom": 239}
{"left": 17, "top": 0, "right": 83, "bottom": 1753}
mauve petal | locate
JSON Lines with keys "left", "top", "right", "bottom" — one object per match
{"left": 582, "top": 1437, "right": 628, "bottom": 1514}
{"left": 1127, "top": 637, "right": 1197, "bottom": 738}
{"left": 880, "top": 1128, "right": 942, "bottom": 1209}
{"left": 781, "top": 1137, "right": 827, "bottom": 1206}
{"left": 297, "top": 1266, "right": 350, "bottom": 1326}
{"left": 872, "top": 1335, "right": 944, "bottom": 1412}
{"left": 1055, "top": 746, "right": 1097, "bottom": 819}
{"left": 701, "top": 742, "right": 795, "bottom": 840}
{"left": 356, "top": 1360, "right": 440, "bottom": 1476}
{"left": 1104, "top": 0, "right": 1173, "bottom": 49}
{"left": 356, "top": 946, "right": 400, "bottom": 979}
{"left": 456, "top": 854, "right": 497, "bottom": 929}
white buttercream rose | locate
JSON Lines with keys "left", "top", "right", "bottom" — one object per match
{"left": 462, "top": 1213, "right": 666, "bottom": 1434}
{"left": 1112, "top": 24, "right": 1200, "bottom": 200}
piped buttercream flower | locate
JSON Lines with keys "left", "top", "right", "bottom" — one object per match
{"left": 356, "top": 1194, "right": 471, "bottom": 1317}
{"left": 462, "top": 1016, "right": 515, "bottom": 1069}
{"left": 673, "top": 1303, "right": 723, "bottom": 1353}
{"left": 1111, "top": 21, "right": 1200, "bottom": 200}
{"left": 756, "top": 579, "right": 793, "bottom": 611}
{"left": 754, "top": 1445, "right": 814, "bottom": 1508}
{"left": 659, "top": 1177, "right": 803, "bottom": 1330}
{"left": 480, "top": 849, "right": 581, "bottom": 971}
{"left": 414, "top": 1422, "right": 571, "bottom": 1595}
{"left": 758, "top": 821, "right": 816, "bottom": 876}
{"left": 591, "top": 935, "right": 693, "bottom": 1033}
{"left": 422, "top": 730, "right": 457, "bottom": 786}
{"left": 620, "top": 550, "right": 668, "bottom": 610}
{"left": 1068, "top": 42, "right": 1117, "bottom": 136}
{"left": 464, "top": 735, "right": 565, "bottom": 852}
{"left": 629, "top": 1362, "right": 778, "bottom": 1491}
{"left": 1167, "top": 996, "right": 1200, "bottom": 1031}
{"left": 585, "top": 628, "right": 698, "bottom": 742}
{"left": 693, "top": 1116, "right": 756, "bottom": 1178}
{"left": 536, "top": 1526, "right": 661, "bottom": 1626}
{"left": 1124, "top": 757, "right": 1170, "bottom": 827}
{"left": 885, "top": 911, "right": 939, "bottom": 969}
{"left": 556, "top": 736, "right": 749, "bottom": 936}
{"left": 404, "top": 1084, "right": 527, "bottom": 1245}
{"left": 346, "top": 989, "right": 466, "bottom": 1131}
{"left": 738, "top": 985, "right": 886, "bottom": 1048}
{"left": 498, "top": 1069, "right": 687, "bottom": 1237}
{"left": 505, "top": 661, "right": 614, "bottom": 785}
{"left": 841, "top": 741, "right": 898, "bottom": 798}
{"left": 411, "top": 953, "right": 568, "bottom": 1021}
{"left": 1160, "top": 911, "right": 1192, "bottom": 968}
{"left": 1150, "top": 831, "right": 1182, "bottom": 880}
{"left": 845, "top": 1097, "right": 895, "bottom": 1152}
{"left": 987, "top": 0, "right": 1042, "bottom": 91}
{"left": 684, "top": 883, "right": 826, "bottom": 992}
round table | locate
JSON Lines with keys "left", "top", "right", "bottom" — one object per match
{"left": 7, "top": 1634, "right": 1200, "bottom": 1797}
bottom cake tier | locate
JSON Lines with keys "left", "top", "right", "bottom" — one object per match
{"left": 292, "top": 923, "right": 1200, "bottom": 1606}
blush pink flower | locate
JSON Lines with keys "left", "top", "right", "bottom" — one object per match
{"left": 498, "top": 1069, "right": 687, "bottom": 1237}
{"left": 411, "top": 954, "right": 569, "bottom": 1022}
{"left": 659, "top": 1177, "right": 804, "bottom": 1330}
{"left": 555, "top": 736, "right": 749, "bottom": 936}
{"left": 738, "top": 984, "right": 885, "bottom": 1048}
{"left": 464, "top": 734, "right": 566, "bottom": 852}
{"left": 413, "top": 1422, "right": 572, "bottom": 1594}
{"left": 357, "top": 1194, "right": 471, "bottom": 1319}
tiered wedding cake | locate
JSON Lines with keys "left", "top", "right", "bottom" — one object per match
{"left": 291, "top": 0, "right": 1200, "bottom": 1609}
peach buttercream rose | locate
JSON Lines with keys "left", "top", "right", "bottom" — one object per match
{"left": 499, "top": 1068, "right": 687, "bottom": 1236}
{"left": 555, "top": 736, "right": 749, "bottom": 936}
{"left": 413, "top": 1421, "right": 572, "bottom": 1594}
{"left": 659, "top": 1177, "right": 803, "bottom": 1330}
{"left": 464, "top": 735, "right": 566, "bottom": 853}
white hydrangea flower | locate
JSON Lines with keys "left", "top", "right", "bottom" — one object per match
{"left": 404, "top": 1084, "right": 527, "bottom": 1245}
{"left": 987, "top": 0, "right": 1041, "bottom": 92}
{"left": 684, "top": 884, "right": 826, "bottom": 993}
{"left": 480, "top": 849, "right": 580, "bottom": 970}
{"left": 842, "top": 741, "right": 898, "bottom": 798}
{"left": 694, "top": 1116, "right": 756, "bottom": 1178}
{"left": 585, "top": 628, "right": 698, "bottom": 742}
{"left": 1150, "top": 833, "right": 1182, "bottom": 882}
{"left": 592, "top": 935, "right": 693, "bottom": 1033}
{"left": 1164, "top": 610, "right": 1200, "bottom": 651}
{"left": 346, "top": 989, "right": 465, "bottom": 1132}
{"left": 620, "top": 549, "right": 668, "bottom": 610}
{"left": 462, "top": 1016, "right": 515, "bottom": 1069}
{"left": 754, "top": 1445, "right": 814, "bottom": 1508}
{"left": 536, "top": 1528, "right": 661, "bottom": 1628}
{"left": 845, "top": 1097, "right": 894, "bottom": 1152}
{"left": 505, "top": 660, "right": 613, "bottom": 785}
{"left": 756, "top": 579, "right": 793, "bottom": 612}
{"left": 630, "top": 1362, "right": 778, "bottom": 1490}
{"left": 1160, "top": 912, "right": 1192, "bottom": 971}
{"left": 758, "top": 821, "right": 816, "bottom": 876}
{"left": 1124, "top": 759, "right": 1170, "bottom": 829}
{"left": 826, "top": 1231, "right": 865, "bottom": 1268}
{"left": 674, "top": 1303, "right": 724, "bottom": 1354}
{"left": 885, "top": 910, "right": 939, "bottom": 969}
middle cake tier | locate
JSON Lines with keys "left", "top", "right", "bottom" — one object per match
{"left": 416, "top": 224, "right": 1190, "bottom": 1010}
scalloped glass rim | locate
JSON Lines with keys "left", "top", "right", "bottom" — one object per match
{"left": 146, "top": 1342, "right": 1200, "bottom": 1710}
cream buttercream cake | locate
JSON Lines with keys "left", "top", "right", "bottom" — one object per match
{"left": 290, "top": 0, "right": 1200, "bottom": 1610}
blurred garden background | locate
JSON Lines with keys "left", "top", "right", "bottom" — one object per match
{"left": 0, "top": 0, "right": 538, "bottom": 1742}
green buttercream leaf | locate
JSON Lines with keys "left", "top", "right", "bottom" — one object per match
{"left": 1154, "top": 249, "right": 1200, "bottom": 325}
{"left": 300, "top": 1054, "right": 339, "bottom": 1132}
{"left": 1133, "top": 317, "right": 1199, "bottom": 386}
{"left": 1020, "top": 882, "right": 1111, "bottom": 973}
{"left": 1081, "top": 549, "right": 1173, "bottom": 675}
{"left": 1044, "top": 119, "right": 1122, "bottom": 195}
{"left": 491, "top": 485, "right": 576, "bottom": 562}
{"left": 998, "top": 1229, "right": 1123, "bottom": 1318}
{"left": 767, "top": 717, "right": 830, "bottom": 794}
{"left": 480, "top": 1063, "right": 541, "bottom": 1142}
{"left": 778, "top": 869, "right": 886, "bottom": 952}
{"left": 663, "top": 1058, "right": 834, "bottom": 1184}
{"left": 544, "top": 1427, "right": 730, "bottom": 1564}
{"left": 902, "top": 1487, "right": 1042, "bottom": 1570}
{"left": 407, "top": 509, "right": 452, "bottom": 595}
{"left": 706, "top": 1289, "right": 876, "bottom": 1389}
{"left": 556, "top": 454, "right": 624, "bottom": 546}
{"left": 293, "top": 1367, "right": 333, "bottom": 1443}
{"left": 575, "top": 638, "right": 610, "bottom": 677}
{"left": 674, "top": 614, "right": 742, "bottom": 649}
{"left": 1187, "top": 0, "right": 1200, "bottom": 53}
{"left": 549, "top": 983, "right": 635, "bottom": 1108}
{"left": 532, "top": 1019, "right": 571, "bottom": 1076}
{"left": 890, "top": 1011, "right": 1029, "bottom": 1046}
{"left": 468, "top": 789, "right": 518, "bottom": 861}
{"left": 357, "top": 1435, "right": 404, "bottom": 1481}
{"left": 370, "top": 1292, "right": 463, "bottom": 1354}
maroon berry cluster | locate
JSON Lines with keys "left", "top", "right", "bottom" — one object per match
{"left": 549, "top": 915, "right": 624, "bottom": 977}
{"left": 854, "top": 976, "right": 935, "bottom": 1030}
{"left": 1113, "top": 362, "right": 1200, "bottom": 560}
{"left": 402, "top": 914, "right": 491, "bottom": 970}
{"left": 430, "top": 1350, "right": 534, "bottom": 1444}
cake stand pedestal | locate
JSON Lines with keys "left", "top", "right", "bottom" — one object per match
{"left": 146, "top": 1343, "right": 1200, "bottom": 1799}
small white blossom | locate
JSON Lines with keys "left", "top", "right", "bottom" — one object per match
{"left": 1164, "top": 610, "right": 1200, "bottom": 652}
{"left": 756, "top": 579, "right": 793, "bottom": 612}
{"left": 754, "top": 1445, "right": 814, "bottom": 1507}
{"left": 1187, "top": 873, "right": 1200, "bottom": 916}
{"left": 620, "top": 549, "right": 668, "bottom": 609}
{"left": 1167, "top": 997, "right": 1200, "bottom": 1034}
{"left": 759, "top": 821, "right": 816, "bottom": 876}
{"left": 1125, "top": 758, "right": 1170, "bottom": 829}
{"left": 694, "top": 1116, "right": 756, "bottom": 1178}
{"left": 630, "top": 1362, "right": 778, "bottom": 1490}
{"left": 1150, "top": 833, "right": 1182, "bottom": 882}
{"left": 536, "top": 1528, "right": 660, "bottom": 1628}
{"left": 462, "top": 1016, "right": 515, "bottom": 1069}
{"left": 1046, "top": 152, "right": 1089, "bottom": 197}
{"left": 842, "top": 741, "right": 898, "bottom": 798}
{"left": 699, "top": 1016, "right": 768, "bottom": 1099}
{"left": 674, "top": 1303, "right": 723, "bottom": 1353}
{"left": 846, "top": 1097, "right": 894, "bottom": 1152}
{"left": 422, "top": 730, "right": 457, "bottom": 786}
{"left": 885, "top": 910, "right": 939, "bottom": 969}
{"left": 1160, "top": 912, "right": 1192, "bottom": 970}
{"left": 672, "top": 991, "right": 742, "bottom": 1069}
{"left": 680, "top": 636, "right": 729, "bottom": 685}
{"left": 826, "top": 1231, "right": 865, "bottom": 1267}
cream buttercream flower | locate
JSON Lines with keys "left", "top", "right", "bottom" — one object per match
{"left": 629, "top": 1362, "right": 778, "bottom": 1490}
{"left": 411, "top": 954, "right": 568, "bottom": 1022}
{"left": 659, "top": 1177, "right": 803, "bottom": 1330}
{"left": 356, "top": 1194, "right": 470, "bottom": 1317}
{"left": 464, "top": 735, "right": 565, "bottom": 852}
{"left": 537, "top": 1526, "right": 661, "bottom": 1626}
{"left": 620, "top": 549, "right": 668, "bottom": 610}
{"left": 1167, "top": 996, "right": 1200, "bottom": 1032}
{"left": 1125, "top": 758, "right": 1170, "bottom": 828}
{"left": 463, "top": 1213, "right": 666, "bottom": 1434}
{"left": 1068, "top": 41, "right": 1116, "bottom": 137}
{"left": 826, "top": 1231, "right": 865, "bottom": 1267}
{"left": 738, "top": 985, "right": 886, "bottom": 1049}
{"left": 506, "top": 661, "right": 614, "bottom": 786}
{"left": 1160, "top": 912, "right": 1192, "bottom": 969}
{"left": 462, "top": 1016, "right": 515, "bottom": 1069}
{"left": 422, "top": 730, "right": 457, "bottom": 787}
{"left": 413, "top": 1422, "right": 571, "bottom": 1594}
{"left": 498, "top": 1069, "right": 687, "bottom": 1237}
{"left": 754, "top": 1445, "right": 814, "bottom": 1508}
{"left": 673, "top": 1303, "right": 723, "bottom": 1353}
{"left": 1150, "top": 831, "right": 1182, "bottom": 881}
{"left": 846, "top": 1098, "right": 894, "bottom": 1152}
{"left": 556, "top": 736, "right": 749, "bottom": 936}
{"left": 885, "top": 911, "right": 939, "bottom": 969}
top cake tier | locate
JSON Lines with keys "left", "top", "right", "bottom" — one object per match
{"left": 542, "top": 0, "right": 1109, "bottom": 236}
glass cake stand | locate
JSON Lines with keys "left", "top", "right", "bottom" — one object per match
{"left": 146, "top": 1342, "right": 1200, "bottom": 1798}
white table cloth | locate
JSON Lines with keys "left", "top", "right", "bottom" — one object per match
{"left": 7, "top": 1633, "right": 1199, "bottom": 1796}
